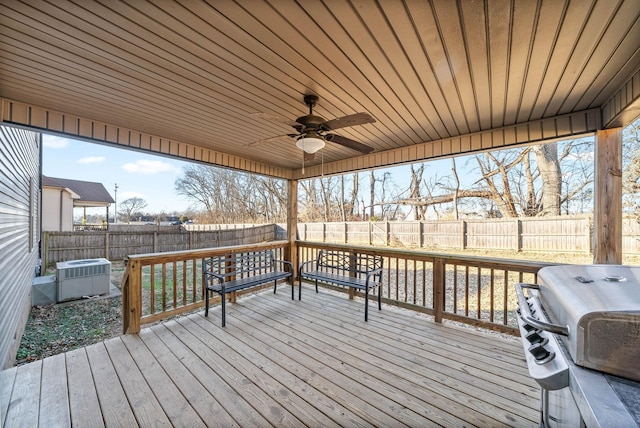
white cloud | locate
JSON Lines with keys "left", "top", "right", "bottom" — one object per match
{"left": 121, "top": 159, "right": 179, "bottom": 174}
{"left": 43, "top": 135, "right": 69, "bottom": 149}
{"left": 77, "top": 156, "right": 105, "bottom": 164}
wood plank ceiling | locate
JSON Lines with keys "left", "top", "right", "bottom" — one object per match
{"left": 1, "top": 0, "right": 639, "bottom": 179}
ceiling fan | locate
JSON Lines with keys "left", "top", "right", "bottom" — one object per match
{"left": 250, "top": 94, "right": 376, "bottom": 161}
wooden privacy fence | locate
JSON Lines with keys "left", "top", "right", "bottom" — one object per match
{"left": 298, "top": 216, "right": 622, "bottom": 254}
{"left": 41, "top": 224, "right": 277, "bottom": 267}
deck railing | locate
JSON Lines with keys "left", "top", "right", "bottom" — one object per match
{"left": 122, "top": 240, "right": 554, "bottom": 335}
{"left": 121, "top": 241, "right": 290, "bottom": 334}
{"left": 297, "top": 241, "right": 555, "bottom": 334}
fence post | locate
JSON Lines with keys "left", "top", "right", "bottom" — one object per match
{"left": 419, "top": 221, "right": 424, "bottom": 248}
{"left": 368, "top": 221, "right": 373, "bottom": 246}
{"left": 386, "top": 221, "right": 390, "bottom": 246}
{"left": 433, "top": 258, "right": 445, "bottom": 323}
{"left": 344, "top": 222, "right": 348, "bottom": 244}
{"left": 153, "top": 232, "right": 158, "bottom": 253}
{"left": 461, "top": 220, "right": 467, "bottom": 249}
{"left": 323, "top": 223, "right": 327, "bottom": 242}
{"left": 41, "top": 232, "right": 49, "bottom": 270}
{"left": 105, "top": 232, "right": 110, "bottom": 259}
{"left": 516, "top": 219, "right": 522, "bottom": 251}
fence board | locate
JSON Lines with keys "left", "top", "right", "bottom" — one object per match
{"left": 42, "top": 224, "right": 277, "bottom": 266}
{"left": 297, "top": 216, "right": 609, "bottom": 254}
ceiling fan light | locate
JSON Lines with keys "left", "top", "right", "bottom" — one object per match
{"left": 296, "top": 133, "right": 325, "bottom": 154}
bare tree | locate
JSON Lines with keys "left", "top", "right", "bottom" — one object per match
{"left": 623, "top": 120, "right": 640, "bottom": 220}
{"left": 395, "top": 139, "right": 593, "bottom": 218}
{"left": 175, "top": 165, "right": 286, "bottom": 223}
{"left": 118, "top": 197, "right": 148, "bottom": 223}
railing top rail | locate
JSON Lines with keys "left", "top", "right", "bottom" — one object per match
{"left": 296, "top": 241, "right": 556, "bottom": 271}
{"left": 127, "top": 240, "right": 289, "bottom": 265}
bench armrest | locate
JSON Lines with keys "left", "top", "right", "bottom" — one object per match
{"left": 204, "top": 270, "right": 225, "bottom": 284}
{"left": 273, "top": 259, "right": 294, "bottom": 273}
{"left": 365, "top": 267, "right": 384, "bottom": 284}
{"left": 298, "top": 259, "right": 317, "bottom": 275}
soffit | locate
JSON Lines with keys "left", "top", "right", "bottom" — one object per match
{"left": 1, "top": 0, "right": 639, "bottom": 177}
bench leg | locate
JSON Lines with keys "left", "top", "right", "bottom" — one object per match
{"left": 315, "top": 279, "right": 319, "bottom": 293}
{"left": 378, "top": 287, "right": 382, "bottom": 310}
{"left": 273, "top": 279, "right": 277, "bottom": 294}
{"left": 205, "top": 289, "right": 209, "bottom": 317}
{"left": 221, "top": 292, "right": 226, "bottom": 327}
{"left": 364, "top": 289, "right": 369, "bottom": 322}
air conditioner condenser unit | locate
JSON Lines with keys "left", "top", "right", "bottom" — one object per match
{"left": 56, "top": 258, "right": 111, "bottom": 302}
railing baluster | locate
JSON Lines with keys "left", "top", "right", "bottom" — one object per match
{"left": 150, "top": 264, "right": 155, "bottom": 315}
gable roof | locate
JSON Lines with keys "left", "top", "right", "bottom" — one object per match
{"left": 43, "top": 176, "right": 114, "bottom": 207}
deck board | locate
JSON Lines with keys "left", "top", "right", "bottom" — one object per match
{"left": 3, "top": 284, "right": 540, "bottom": 427}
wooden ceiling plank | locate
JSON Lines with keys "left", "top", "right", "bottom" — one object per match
{"left": 457, "top": 0, "right": 491, "bottom": 131}
{"left": 348, "top": 0, "right": 442, "bottom": 142}
{"left": 385, "top": 1, "right": 459, "bottom": 138}
{"left": 566, "top": 1, "right": 640, "bottom": 111}
{"left": 502, "top": 0, "right": 540, "bottom": 126}
{"left": 261, "top": 0, "right": 417, "bottom": 148}
{"left": 486, "top": 0, "right": 512, "bottom": 129}
{"left": 534, "top": 0, "right": 612, "bottom": 118}
{"left": 431, "top": 0, "right": 477, "bottom": 133}
{"left": 515, "top": 0, "right": 568, "bottom": 123}
{"left": 0, "top": 5, "right": 254, "bottom": 137}
{"left": 115, "top": 0, "right": 310, "bottom": 119}
{"left": 404, "top": 0, "right": 468, "bottom": 137}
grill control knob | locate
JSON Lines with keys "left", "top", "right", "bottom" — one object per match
{"left": 528, "top": 343, "right": 553, "bottom": 362}
{"left": 525, "top": 330, "right": 544, "bottom": 344}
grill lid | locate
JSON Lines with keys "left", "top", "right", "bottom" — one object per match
{"left": 537, "top": 265, "right": 640, "bottom": 381}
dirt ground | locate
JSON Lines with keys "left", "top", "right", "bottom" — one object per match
{"left": 15, "top": 261, "right": 126, "bottom": 366}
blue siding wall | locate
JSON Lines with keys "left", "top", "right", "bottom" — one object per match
{"left": 0, "top": 125, "right": 40, "bottom": 368}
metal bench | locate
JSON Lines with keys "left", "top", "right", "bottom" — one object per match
{"left": 203, "top": 249, "right": 293, "bottom": 326}
{"left": 298, "top": 250, "right": 384, "bottom": 321}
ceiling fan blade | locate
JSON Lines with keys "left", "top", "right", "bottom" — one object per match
{"left": 321, "top": 112, "right": 376, "bottom": 131}
{"left": 325, "top": 134, "right": 374, "bottom": 154}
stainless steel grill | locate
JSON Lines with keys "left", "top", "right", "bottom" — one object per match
{"left": 515, "top": 265, "right": 640, "bottom": 427}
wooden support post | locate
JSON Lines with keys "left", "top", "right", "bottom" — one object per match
{"left": 594, "top": 128, "right": 622, "bottom": 264}
{"left": 123, "top": 259, "right": 141, "bottom": 334}
{"left": 433, "top": 258, "right": 445, "bottom": 323}
{"left": 287, "top": 180, "right": 298, "bottom": 281}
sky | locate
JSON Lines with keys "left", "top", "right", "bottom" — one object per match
{"left": 41, "top": 133, "right": 458, "bottom": 218}
{"left": 42, "top": 134, "right": 193, "bottom": 215}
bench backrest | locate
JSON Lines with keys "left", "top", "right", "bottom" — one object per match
{"left": 316, "top": 250, "right": 383, "bottom": 279}
{"left": 204, "top": 250, "right": 276, "bottom": 281}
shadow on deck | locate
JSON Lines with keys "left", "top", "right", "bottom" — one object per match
{"left": 2, "top": 284, "right": 539, "bottom": 427}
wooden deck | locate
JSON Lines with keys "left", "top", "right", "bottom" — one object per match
{"left": 2, "top": 285, "right": 540, "bottom": 427}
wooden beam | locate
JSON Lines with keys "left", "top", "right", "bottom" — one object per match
{"left": 287, "top": 180, "right": 298, "bottom": 284}
{"left": 593, "top": 128, "right": 623, "bottom": 264}
{"left": 297, "top": 109, "right": 601, "bottom": 178}
{"left": 0, "top": 98, "right": 292, "bottom": 180}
